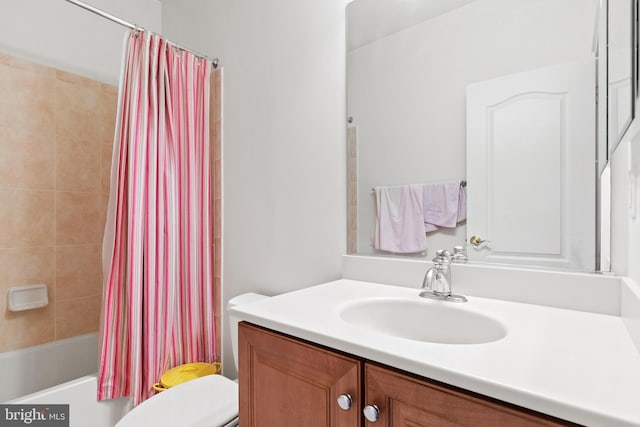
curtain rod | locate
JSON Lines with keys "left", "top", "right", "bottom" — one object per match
{"left": 63, "top": 0, "right": 219, "bottom": 69}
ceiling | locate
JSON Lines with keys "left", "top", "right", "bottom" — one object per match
{"left": 347, "top": 0, "right": 478, "bottom": 51}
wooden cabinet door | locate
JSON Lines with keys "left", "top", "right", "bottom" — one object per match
{"left": 364, "top": 363, "right": 572, "bottom": 426}
{"left": 239, "top": 322, "right": 361, "bottom": 427}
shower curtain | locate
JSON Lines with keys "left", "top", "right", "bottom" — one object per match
{"left": 98, "top": 29, "right": 216, "bottom": 404}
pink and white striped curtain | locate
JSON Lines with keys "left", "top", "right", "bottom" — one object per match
{"left": 98, "top": 29, "right": 215, "bottom": 405}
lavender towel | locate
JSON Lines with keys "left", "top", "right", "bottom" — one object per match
{"left": 374, "top": 184, "right": 428, "bottom": 253}
{"left": 423, "top": 181, "right": 466, "bottom": 232}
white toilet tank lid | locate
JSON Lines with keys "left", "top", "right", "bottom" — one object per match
{"left": 115, "top": 375, "right": 238, "bottom": 427}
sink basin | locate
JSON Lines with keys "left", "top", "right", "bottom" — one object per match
{"left": 339, "top": 298, "right": 507, "bottom": 344}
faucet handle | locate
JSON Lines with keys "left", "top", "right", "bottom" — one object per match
{"left": 433, "top": 249, "right": 451, "bottom": 264}
{"left": 451, "top": 246, "right": 467, "bottom": 263}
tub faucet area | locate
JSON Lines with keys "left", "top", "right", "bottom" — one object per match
{"left": 420, "top": 249, "right": 467, "bottom": 303}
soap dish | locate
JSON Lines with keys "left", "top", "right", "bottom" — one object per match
{"left": 8, "top": 284, "right": 48, "bottom": 312}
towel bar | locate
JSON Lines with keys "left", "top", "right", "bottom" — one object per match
{"left": 371, "top": 180, "right": 466, "bottom": 192}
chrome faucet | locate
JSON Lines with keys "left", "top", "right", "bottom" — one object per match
{"left": 420, "top": 249, "right": 467, "bottom": 303}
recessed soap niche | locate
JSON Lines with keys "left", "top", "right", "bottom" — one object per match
{"left": 8, "top": 284, "right": 48, "bottom": 312}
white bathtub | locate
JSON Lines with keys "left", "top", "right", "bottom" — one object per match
{"left": 2, "top": 333, "right": 129, "bottom": 426}
{"left": 0, "top": 333, "right": 99, "bottom": 402}
{"left": 9, "top": 375, "right": 129, "bottom": 427}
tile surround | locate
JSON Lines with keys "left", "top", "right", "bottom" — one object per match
{"left": 55, "top": 296, "right": 101, "bottom": 340}
{"left": 0, "top": 189, "right": 56, "bottom": 248}
{"left": 0, "top": 53, "right": 222, "bottom": 355}
{"left": 347, "top": 126, "right": 358, "bottom": 253}
{"left": 55, "top": 192, "right": 102, "bottom": 245}
{"left": 0, "top": 61, "right": 55, "bottom": 135}
{"left": 0, "top": 54, "right": 115, "bottom": 352}
{"left": 0, "top": 128, "right": 55, "bottom": 190}
{"left": 56, "top": 138, "right": 101, "bottom": 192}
{"left": 55, "top": 245, "right": 101, "bottom": 300}
{"left": 211, "top": 69, "right": 222, "bottom": 359}
{"left": 100, "top": 143, "right": 113, "bottom": 194}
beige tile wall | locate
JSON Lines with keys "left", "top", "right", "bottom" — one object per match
{"left": 210, "top": 69, "right": 222, "bottom": 359}
{"left": 0, "top": 53, "right": 116, "bottom": 351}
{"left": 0, "top": 54, "right": 222, "bottom": 356}
{"left": 347, "top": 126, "right": 358, "bottom": 253}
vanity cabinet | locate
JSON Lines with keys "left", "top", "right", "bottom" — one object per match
{"left": 364, "top": 363, "right": 569, "bottom": 426}
{"left": 238, "top": 322, "right": 361, "bottom": 427}
{"left": 239, "top": 322, "right": 573, "bottom": 427}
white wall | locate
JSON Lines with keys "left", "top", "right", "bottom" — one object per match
{"left": 628, "top": 134, "right": 640, "bottom": 282}
{"left": 0, "top": 0, "right": 162, "bottom": 84}
{"left": 348, "top": 0, "right": 596, "bottom": 257}
{"left": 611, "top": 139, "right": 630, "bottom": 276}
{"left": 611, "top": 113, "right": 640, "bottom": 351}
{"left": 612, "top": 116, "right": 640, "bottom": 280}
{"left": 161, "top": 0, "right": 348, "bottom": 377}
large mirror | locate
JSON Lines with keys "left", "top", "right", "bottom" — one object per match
{"left": 346, "top": 0, "right": 607, "bottom": 272}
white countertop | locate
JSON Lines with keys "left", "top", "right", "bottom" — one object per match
{"left": 229, "top": 279, "right": 640, "bottom": 427}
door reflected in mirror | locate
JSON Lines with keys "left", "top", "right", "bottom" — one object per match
{"left": 346, "top": 0, "right": 605, "bottom": 272}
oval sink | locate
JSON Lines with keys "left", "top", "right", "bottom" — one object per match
{"left": 339, "top": 298, "right": 506, "bottom": 344}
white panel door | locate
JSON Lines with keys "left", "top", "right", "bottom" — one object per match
{"left": 466, "top": 59, "right": 595, "bottom": 270}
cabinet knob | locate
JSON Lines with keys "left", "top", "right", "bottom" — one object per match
{"left": 363, "top": 404, "right": 380, "bottom": 422}
{"left": 336, "top": 394, "right": 352, "bottom": 411}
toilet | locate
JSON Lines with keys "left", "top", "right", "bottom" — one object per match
{"left": 115, "top": 293, "right": 268, "bottom": 427}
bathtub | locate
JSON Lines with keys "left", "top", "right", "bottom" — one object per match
{"left": 9, "top": 375, "right": 129, "bottom": 427}
{"left": 2, "top": 333, "right": 129, "bottom": 426}
{"left": 0, "top": 333, "right": 99, "bottom": 402}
